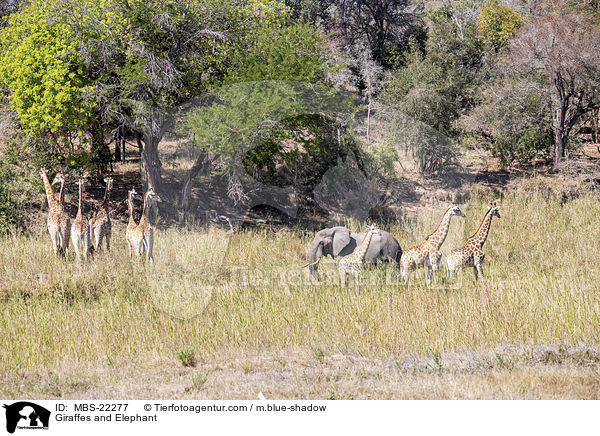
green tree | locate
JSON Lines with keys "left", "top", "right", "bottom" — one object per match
{"left": 225, "top": 23, "right": 325, "bottom": 84}
{"left": 382, "top": 6, "right": 483, "bottom": 137}
{"left": 462, "top": 80, "right": 552, "bottom": 166}
{"left": 0, "top": 0, "right": 292, "bottom": 187}
{"left": 378, "top": 5, "right": 483, "bottom": 173}
{"left": 0, "top": 5, "right": 92, "bottom": 139}
{"left": 478, "top": 0, "right": 523, "bottom": 52}
{"left": 185, "top": 22, "right": 356, "bottom": 205}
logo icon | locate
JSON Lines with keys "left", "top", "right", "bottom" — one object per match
{"left": 3, "top": 402, "right": 50, "bottom": 433}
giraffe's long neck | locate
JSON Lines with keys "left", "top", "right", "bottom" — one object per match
{"left": 140, "top": 192, "right": 150, "bottom": 225}
{"left": 76, "top": 182, "right": 84, "bottom": 218}
{"left": 127, "top": 195, "right": 136, "bottom": 225}
{"left": 101, "top": 184, "right": 111, "bottom": 211}
{"left": 355, "top": 229, "right": 375, "bottom": 262}
{"left": 428, "top": 208, "right": 454, "bottom": 250}
{"left": 468, "top": 209, "right": 495, "bottom": 249}
{"left": 40, "top": 170, "right": 58, "bottom": 209}
{"left": 58, "top": 178, "right": 66, "bottom": 208}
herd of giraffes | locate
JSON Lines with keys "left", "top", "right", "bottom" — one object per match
{"left": 39, "top": 168, "right": 160, "bottom": 262}
{"left": 39, "top": 167, "right": 500, "bottom": 286}
{"left": 338, "top": 203, "right": 501, "bottom": 287}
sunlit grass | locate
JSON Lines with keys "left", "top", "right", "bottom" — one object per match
{"left": 1, "top": 183, "right": 600, "bottom": 377}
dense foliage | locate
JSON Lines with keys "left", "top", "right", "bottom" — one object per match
{"left": 0, "top": 0, "right": 599, "bottom": 229}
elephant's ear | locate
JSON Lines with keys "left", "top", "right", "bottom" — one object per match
{"left": 332, "top": 227, "right": 351, "bottom": 257}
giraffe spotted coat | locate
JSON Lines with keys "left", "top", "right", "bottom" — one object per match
{"left": 40, "top": 169, "right": 71, "bottom": 256}
{"left": 90, "top": 177, "right": 113, "bottom": 251}
{"left": 446, "top": 203, "right": 500, "bottom": 281}
{"left": 71, "top": 177, "right": 92, "bottom": 260}
{"left": 401, "top": 206, "right": 465, "bottom": 283}
{"left": 338, "top": 226, "right": 380, "bottom": 288}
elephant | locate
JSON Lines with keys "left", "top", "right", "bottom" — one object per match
{"left": 306, "top": 226, "right": 402, "bottom": 280}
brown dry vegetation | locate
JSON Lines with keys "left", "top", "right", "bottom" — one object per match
{"left": 1, "top": 170, "right": 600, "bottom": 399}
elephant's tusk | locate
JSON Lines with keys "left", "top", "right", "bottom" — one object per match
{"left": 302, "top": 258, "right": 321, "bottom": 268}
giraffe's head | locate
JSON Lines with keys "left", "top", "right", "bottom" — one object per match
{"left": 128, "top": 188, "right": 142, "bottom": 202}
{"left": 145, "top": 188, "right": 161, "bottom": 204}
{"left": 487, "top": 202, "right": 501, "bottom": 218}
{"left": 51, "top": 172, "right": 67, "bottom": 186}
{"left": 365, "top": 224, "right": 380, "bottom": 236}
{"left": 104, "top": 176, "right": 114, "bottom": 191}
{"left": 39, "top": 167, "right": 47, "bottom": 179}
{"left": 75, "top": 177, "right": 87, "bottom": 192}
{"left": 449, "top": 206, "right": 466, "bottom": 218}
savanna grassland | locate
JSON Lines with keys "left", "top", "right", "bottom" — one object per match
{"left": 2, "top": 179, "right": 600, "bottom": 399}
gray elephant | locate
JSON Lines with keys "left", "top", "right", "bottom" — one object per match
{"left": 306, "top": 226, "right": 402, "bottom": 280}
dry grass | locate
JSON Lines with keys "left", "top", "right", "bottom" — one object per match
{"left": 2, "top": 346, "right": 600, "bottom": 399}
{"left": 2, "top": 180, "right": 600, "bottom": 398}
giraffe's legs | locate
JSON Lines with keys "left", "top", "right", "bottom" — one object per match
{"left": 92, "top": 227, "right": 101, "bottom": 251}
{"left": 136, "top": 238, "right": 144, "bottom": 258}
{"left": 83, "top": 236, "right": 90, "bottom": 260}
{"left": 105, "top": 234, "right": 111, "bottom": 251}
{"left": 354, "top": 271, "right": 360, "bottom": 289}
{"left": 49, "top": 227, "right": 59, "bottom": 255}
{"left": 339, "top": 270, "right": 346, "bottom": 288}
{"left": 72, "top": 236, "right": 81, "bottom": 260}
{"left": 474, "top": 255, "right": 485, "bottom": 281}
{"left": 475, "top": 263, "right": 484, "bottom": 281}
{"left": 430, "top": 253, "right": 442, "bottom": 285}
{"left": 143, "top": 235, "right": 153, "bottom": 263}
{"left": 401, "top": 263, "right": 411, "bottom": 285}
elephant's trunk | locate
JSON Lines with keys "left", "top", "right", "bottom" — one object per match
{"left": 308, "top": 240, "right": 323, "bottom": 280}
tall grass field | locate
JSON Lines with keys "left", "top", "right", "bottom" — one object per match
{"left": 2, "top": 184, "right": 600, "bottom": 398}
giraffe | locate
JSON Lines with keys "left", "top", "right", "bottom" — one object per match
{"left": 125, "top": 188, "right": 142, "bottom": 257}
{"left": 445, "top": 202, "right": 501, "bottom": 281}
{"left": 133, "top": 188, "right": 161, "bottom": 263}
{"left": 401, "top": 205, "right": 465, "bottom": 284}
{"left": 40, "top": 169, "right": 71, "bottom": 256}
{"left": 89, "top": 176, "right": 113, "bottom": 251}
{"left": 70, "top": 176, "right": 92, "bottom": 260}
{"left": 39, "top": 168, "right": 61, "bottom": 254}
{"left": 337, "top": 225, "right": 381, "bottom": 288}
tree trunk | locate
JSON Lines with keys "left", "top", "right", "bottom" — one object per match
{"left": 114, "top": 133, "right": 122, "bottom": 162}
{"left": 366, "top": 99, "right": 371, "bottom": 140}
{"left": 553, "top": 99, "right": 568, "bottom": 166}
{"left": 554, "top": 130, "right": 567, "bottom": 165}
{"left": 142, "top": 135, "right": 162, "bottom": 192}
{"left": 141, "top": 135, "right": 163, "bottom": 222}
{"left": 592, "top": 108, "right": 599, "bottom": 144}
{"left": 178, "top": 148, "right": 211, "bottom": 224}
{"left": 90, "top": 120, "right": 111, "bottom": 174}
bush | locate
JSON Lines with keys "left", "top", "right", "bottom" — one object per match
{"left": 461, "top": 80, "right": 551, "bottom": 167}
{"left": 515, "top": 126, "right": 552, "bottom": 164}
{"left": 0, "top": 137, "right": 54, "bottom": 232}
{"left": 176, "top": 347, "right": 196, "bottom": 367}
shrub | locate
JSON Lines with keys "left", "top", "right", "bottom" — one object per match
{"left": 176, "top": 347, "right": 196, "bottom": 367}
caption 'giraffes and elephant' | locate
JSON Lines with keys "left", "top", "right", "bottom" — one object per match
{"left": 39, "top": 168, "right": 500, "bottom": 285}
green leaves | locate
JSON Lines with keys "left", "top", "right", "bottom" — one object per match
{"left": 225, "top": 23, "right": 327, "bottom": 84}
{"left": 478, "top": 0, "right": 523, "bottom": 52}
{"left": 0, "top": 6, "right": 92, "bottom": 136}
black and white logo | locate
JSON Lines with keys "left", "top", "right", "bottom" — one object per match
{"left": 3, "top": 402, "right": 50, "bottom": 433}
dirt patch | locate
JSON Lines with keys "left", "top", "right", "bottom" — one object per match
{"left": 3, "top": 345, "right": 600, "bottom": 400}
